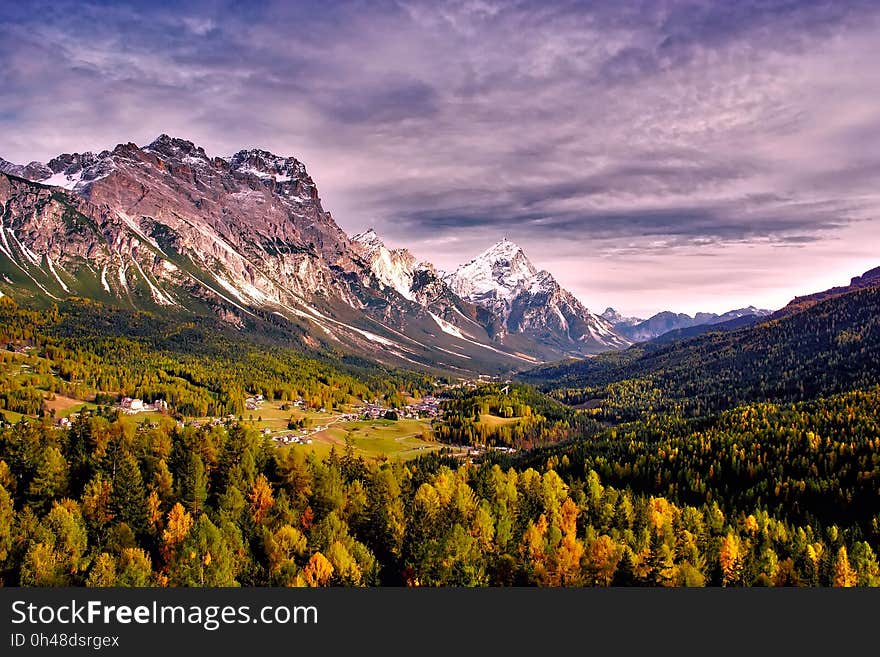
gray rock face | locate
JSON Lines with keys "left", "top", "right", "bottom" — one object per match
{"left": 0, "top": 157, "right": 52, "bottom": 181}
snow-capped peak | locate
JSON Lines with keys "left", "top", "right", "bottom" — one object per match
{"left": 482, "top": 237, "right": 525, "bottom": 260}
{"left": 227, "top": 148, "right": 309, "bottom": 184}
{"left": 0, "top": 150, "right": 117, "bottom": 192}
{"left": 446, "top": 239, "right": 630, "bottom": 352}
{"left": 352, "top": 228, "right": 384, "bottom": 254}
{"left": 444, "top": 238, "right": 539, "bottom": 314}
{"left": 601, "top": 307, "right": 644, "bottom": 326}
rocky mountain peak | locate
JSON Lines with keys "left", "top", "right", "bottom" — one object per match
{"left": 0, "top": 148, "right": 118, "bottom": 191}
{"left": 352, "top": 228, "right": 384, "bottom": 253}
{"left": 144, "top": 134, "right": 204, "bottom": 158}
{"left": 352, "top": 228, "right": 422, "bottom": 301}
{"left": 0, "top": 132, "right": 633, "bottom": 369}
{"left": 601, "top": 307, "right": 644, "bottom": 328}
{"left": 601, "top": 307, "right": 621, "bottom": 322}
{"left": 483, "top": 237, "right": 524, "bottom": 258}
{"left": 446, "top": 241, "right": 629, "bottom": 353}
{"left": 0, "top": 157, "right": 52, "bottom": 181}
{"left": 446, "top": 239, "right": 539, "bottom": 309}
{"left": 227, "top": 148, "right": 310, "bottom": 185}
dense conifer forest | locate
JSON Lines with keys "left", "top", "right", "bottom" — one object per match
{"left": 0, "top": 287, "right": 877, "bottom": 587}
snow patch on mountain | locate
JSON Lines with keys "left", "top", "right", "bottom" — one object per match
{"left": 7, "top": 229, "right": 40, "bottom": 266}
{"left": 117, "top": 211, "right": 166, "bottom": 256}
{"left": 100, "top": 266, "right": 111, "bottom": 293}
{"left": 42, "top": 169, "right": 84, "bottom": 190}
{"left": 352, "top": 228, "right": 422, "bottom": 301}
{"left": 131, "top": 256, "right": 176, "bottom": 306}
{"left": 46, "top": 257, "right": 70, "bottom": 293}
{"left": 429, "top": 311, "right": 466, "bottom": 339}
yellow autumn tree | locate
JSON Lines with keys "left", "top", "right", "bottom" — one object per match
{"left": 146, "top": 491, "right": 163, "bottom": 534}
{"left": 551, "top": 533, "right": 584, "bottom": 586}
{"left": 648, "top": 497, "right": 675, "bottom": 536}
{"left": 559, "top": 498, "right": 579, "bottom": 537}
{"left": 266, "top": 524, "right": 308, "bottom": 577}
{"left": 543, "top": 498, "right": 584, "bottom": 586}
{"left": 161, "top": 503, "right": 193, "bottom": 564}
{"left": 0, "top": 484, "right": 13, "bottom": 563}
{"left": 86, "top": 553, "right": 117, "bottom": 587}
{"left": 327, "top": 541, "right": 362, "bottom": 586}
{"left": 833, "top": 546, "right": 858, "bottom": 587}
{"left": 248, "top": 474, "right": 275, "bottom": 525}
{"left": 302, "top": 552, "right": 334, "bottom": 587}
{"left": 521, "top": 514, "right": 549, "bottom": 583}
{"left": 587, "top": 535, "right": 621, "bottom": 586}
{"left": 719, "top": 533, "right": 743, "bottom": 586}
{"left": 81, "top": 477, "right": 114, "bottom": 530}
{"left": 744, "top": 514, "right": 759, "bottom": 536}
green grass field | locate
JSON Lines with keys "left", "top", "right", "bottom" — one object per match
{"left": 1, "top": 370, "right": 442, "bottom": 461}
{"left": 295, "top": 418, "right": 441, "bottom": 461}
{"left": 237, "top": 401, "right": 341, "bottom": 434}
{"left": 478, "top": 413, "right": 521, "bottom": 428}
{"left": 0, "top": 408, "right": 26, "bottom": 424}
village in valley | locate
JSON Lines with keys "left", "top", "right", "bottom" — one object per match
{"left": 100, "top": 384, "right": 510, "bottom": 462}
{"left": 0, "top": 341, "right": 512, "bottom": 463}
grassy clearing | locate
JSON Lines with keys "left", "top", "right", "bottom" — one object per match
{"left": 302, "top": 418, "right": 440, "bottom": 461}
{"left": 4, "top": 386, "right": 439, "bottom": 461}
{"left": 478, "top": 413, "right": 521, "bottom": 428}
{"left": 238, "top": 401, "right": 340, "bottom": 434}
{"left": 0, "top": 409, "right": 26, "bottom": 424}
{"left": 43, "top": 394, "right": 92, "bottom": 416}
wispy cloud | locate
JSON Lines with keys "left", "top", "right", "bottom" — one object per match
{"left": 2, "top": 0, "right": 879, "bottom": 315}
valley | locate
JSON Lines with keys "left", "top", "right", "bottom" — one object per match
{"left": 0, "top": 135, "right": 878, "bottom": 588}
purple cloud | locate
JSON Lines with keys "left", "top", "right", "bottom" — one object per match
{"left": 2, "top": 0, "right": 880, "bottom": 316}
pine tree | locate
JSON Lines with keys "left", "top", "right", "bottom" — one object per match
{"left": 168, "top": 516, "right": 237, "bottom": 586}
{"left": 111, "top": 454, "right": 147, "bottom": 534}
{"left": 612, "top": 547, "right": 636, "bottom": 586}
{"left": 0, "top": 484, "right": 13, "bottom": 565}
{"left": 27, "top": 446, "right": 68, "bottom": 512}
{"left": 65, "top": 413, "right": 93, "bottom": 496}
{"left": 180, "top": 451, "right": 208, "bottom": 516}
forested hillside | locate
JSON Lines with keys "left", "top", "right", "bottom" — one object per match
{"left": 434, "top": 383, "right": 601, "bottom": 449}
{"left": 520, "top": 286, "right": 880, "bottom": 420}
{"left": 514, "top": 388, "right": 880, "bottom": 533}
{"left": 0, "top": 297, "right": 433, "bottom": 419}
{"left": 0, "top": 283, "right": 878, "bottom": 587}
{"left": 0, "top": 410, "right": 876, "bottom": 587}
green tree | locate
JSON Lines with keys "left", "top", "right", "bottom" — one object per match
{"left": 180, "top": 451, "right": 208, "bottom": 516}
{"left": 168, "top": 516, "right": 238, "bottom": 586}
{"left": 116, "top": 548, "right": 153, "bottom": 587}
{"left": 28, "top": 446, "right": 68, "bottom": 512}
{"left": 111, "top": 454, "right": 147, "bottom": 533}
{"left": 86, "top": 553, "right": 117, "bottom": 587}
{"left": 0, "top": 484, "right": 13, "bottom": 566}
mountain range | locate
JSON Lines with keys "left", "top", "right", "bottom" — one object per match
{"left": 0, "top": 135, "right": 633, "bottom": 373}
{"left": 601, "top": 306, "right": 772, "bottom": 342}
{"left": 521, "top": 264, "right": 880, "bottom": 419}
{"left": 7, "top": 133, "right": 866, "bottom": 375}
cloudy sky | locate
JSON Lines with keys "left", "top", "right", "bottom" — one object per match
{"left": 2, "top": 0, "right": 880, "bottom": 317}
